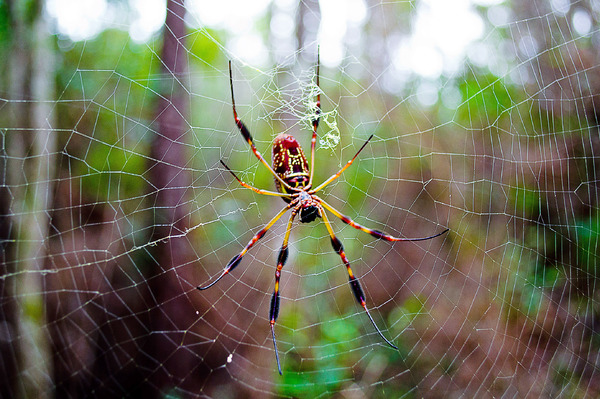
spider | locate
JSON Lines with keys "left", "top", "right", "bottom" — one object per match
{"left": 198, "top": 55, "right": 449, "bottom": 375}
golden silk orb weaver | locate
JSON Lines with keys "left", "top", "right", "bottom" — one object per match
{"left": 198, "top": 55, "right": 449, "bottom": 375}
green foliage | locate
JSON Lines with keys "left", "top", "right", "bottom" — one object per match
{"left": 456, "top": 72, "right": 525, "bottom": 128}
{"left": 521, "top": 262, "right": 560, "bottom": 316}
{"left": 78, "top": 140, "right": 148, "bottom": 201}
{"left": 388, "top": 295, "right": 427, "bottom": 335}
{"left": 506, "top": 206, "right": 600, "bottom": 315}
{"left": 0, "top": 0, "right": 10, "bottom": 48}
{"left": 161, "top": 387, "right": 185, "bottom": 399}
{"left": 56, "top": 27, "right": 225, "bottom": 204}
{"left": 188, "top": 28, "right": 223, "bottom": 67}
{"left": 276, "top": 316, "right": 356, "bottom": 396}
{"left": 57, "top": 29, "right": 160, "bottom": 202}
{"left": 571, "top": 211, "right": 600, "bottom": 278}
{"left": 509, "top": 183, "right": 542, "bottom": 218}
{"left": 278, "top": 319, "right": 358, "bottom": 397}
{"left": 529, "top": 107, "right": 589, "bottom": 137}
{"left": 501, "top": 241, "right": 562, "bottom": 322}
{"left": 276, "top": 293, "right": 428, "bottom": 397}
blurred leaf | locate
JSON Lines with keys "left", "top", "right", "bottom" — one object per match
{"left": 572, "top": 212, "right": 600, "bottom": 278}
{"left": 509, "top": 183, "right": 542, "bottom": 218}
{"left": 188, "top": 28, "right": 223, "bottom": 66}
{"left": 57, "top": 29, "right": 159, "bottom": 202}
{"left": 389, "top": 295, "right": 427, "bottom": 335}
{"left": 456, "top": 72, "right": 525, "bottom": 128}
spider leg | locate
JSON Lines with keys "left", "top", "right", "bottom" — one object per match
{"left": 228, "top": 61, "right": 296, "bottom": 193}
{"left": 308, "top": 50, "right": 321, "bottom": 188}
{"left": 318, "top": 197, "right": 450, "bottom": 241}
{"left": 318, "top": 206, "right": 398, "bottom": 350}
{"left": 220, "top": 160, "right": 289, "bottom": 198}
{"left": 269, "top": 207, "right": 298, "bottom": 375}
{"left": 197, "top": 203, "right": 294, "bottom": 290}
{"left": 311, "top": 134, "right": 374, "bottom": 193}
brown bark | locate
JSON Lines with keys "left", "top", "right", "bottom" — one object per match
{"left": 296, "top": 0, "right": 321, "bottom": 53}
{"left": 145, "top": 0, "right": 199, "bottom": 393}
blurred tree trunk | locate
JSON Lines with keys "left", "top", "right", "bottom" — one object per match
{"left": 295, "top": 0, "right": 320, "bottom": 53}
{"left": 273, "top": 0, "right": 320, "bottom": 129}
{"left": 1, "top": 0, "right": 56, "bottom": 398}
{"left": 147, "top": 0, "right": 196, "bottom": 393}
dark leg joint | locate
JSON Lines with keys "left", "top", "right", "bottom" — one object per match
{"left": 330, "top": 236, "right": 343, "bottom": 254}
{"left": 255, "top": 228, "right": 268, "bottom": 241}
{"left": 237, "top": 120, "right": 253, "bottom": 143}
{"left": 227, "top": 254, "right": 242, "bottom": 272}
{"left": 277, "top": 246, "right": 289, "bottom": 266}
{"left": 370, "top": 229, "right": 385, "bottom": 239}
{"left": 349, "top": 278, "right": 366, "bottom": 305}
{"left": 269, "top": 291, "right": 280, "bottom": 322}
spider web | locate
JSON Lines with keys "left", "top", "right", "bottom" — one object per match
{"left": 2, "top": 0, "right": 600, "bottom": 397}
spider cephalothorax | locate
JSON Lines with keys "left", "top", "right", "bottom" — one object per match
{"left": 296, "top": 190, "right": 320, "bottom": 223}
{"left": 198, "top": 54, "right": 449, "bottom": 375}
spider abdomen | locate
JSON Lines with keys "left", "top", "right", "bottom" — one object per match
{"left": 272, "top": 133, "right": 310, "bottom": 197}
{"left": 299, "top": 205, "right": 319, "bottom": 223}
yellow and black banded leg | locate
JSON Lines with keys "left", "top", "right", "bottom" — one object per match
{"left": 312, "top": 134, "right": 374, "bottom": 193}
{"left": 228, "top": 61, "right": 294, "bottom": 193}
{"left": 220, "top": 160, "right": 289, "bottom": 198}
{"left": 318, "top": 207, "right": 398, "bottom": 350}
{"left": 308, "top": 51, "right": 321, "bottom": 188}
{"left": 197, "top": 204, "right": 293, "bottom": 290}
{"left": 318, "top": 198, "right": 450, "bottom": 242}
{"left": 269, "top": 208, "right": 298, "bottom": 375}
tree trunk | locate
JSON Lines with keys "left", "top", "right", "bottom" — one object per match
{"left": 146, "top": 0, "right": 197, "bottom": 393}
{"left": 2, "top": 0, "right": 56, "bottom": 398}
{"left": 296, "top": 0, "right": 321, "bottom": 53}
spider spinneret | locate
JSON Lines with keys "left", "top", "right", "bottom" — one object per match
{"left": 198, "top": 54, "right": 449, "bottom": 375}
